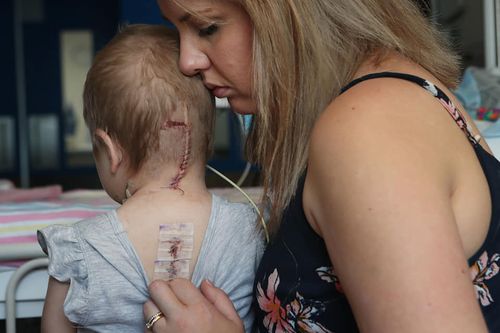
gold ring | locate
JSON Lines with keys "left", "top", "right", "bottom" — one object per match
{"left": 145, "top": 311, "right": 164, "bottom": 330}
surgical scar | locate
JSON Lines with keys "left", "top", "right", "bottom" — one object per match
{"left": 154, "top": 223, "right": 194, "bottom": 280}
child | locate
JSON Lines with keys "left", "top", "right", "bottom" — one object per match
{"left": 38, "top": 24, "right": 264, "bottom": 333}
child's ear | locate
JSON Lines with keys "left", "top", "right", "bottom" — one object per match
{"left": 93, "top": 128, "right": 124, "bottom": 174}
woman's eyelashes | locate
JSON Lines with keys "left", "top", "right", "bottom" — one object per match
{"left": 198, "top": 24, "right": 218, "bottom": 37}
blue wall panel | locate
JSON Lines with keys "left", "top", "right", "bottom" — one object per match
{"left": 0, "top": 0, "right": 17, "bottom": 117}
{"left": 121, "top": 0, "right": 164, "bottom": 24}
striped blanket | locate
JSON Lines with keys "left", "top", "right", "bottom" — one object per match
{"left": 0, "top": 190, "right": 118, "bottom": 268}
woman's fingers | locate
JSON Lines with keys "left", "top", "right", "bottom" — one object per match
{"left": 167, "top": 278, "right": 210, "bottom": 306}
{"left": 145, "top": 278, "right": 245, "bottom": 333}
{"left": 147, "top": 279, "right": 185, "bottom": 318}
{"left": 200, "top": 280, "right": 242, "bottom": 324}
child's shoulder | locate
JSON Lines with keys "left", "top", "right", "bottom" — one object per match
{"left": 38, "top": 210, "right": 117, "bottom": 251}
{"left": 71, "top": 209, "right": 118, "bottom": 235}
{"left": 211, "top": 194, "right": 257, "bottom": 222}
{"left": 209, "top": 194, "right": 263, "bottom": 244}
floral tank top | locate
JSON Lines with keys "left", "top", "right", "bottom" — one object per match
{"left": 253, "top": 72, "right": 500, "bottom": 332}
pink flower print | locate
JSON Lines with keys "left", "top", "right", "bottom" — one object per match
{"left": 438, "top": 98, "right": 478, "bottom": 143}
{"left": 470, "top": 251, "right": 500, "bottom": 306}
{"left": 438, "top": 98, "right": 463, "bottom": 123}
{"left": 286, "top": 293, "right": 334, "bottom": 333}
{"left": 316, "top": 266, "right": 343, "bottom": 293}
{"left": 256, "top": 269, "right": 294, "bottom": 333}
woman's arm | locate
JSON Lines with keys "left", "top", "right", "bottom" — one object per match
{"left": 41, "top": 277, "right": 76, "bottom": 333}
{"left": 144, "top": 279, "right": 244, "bottom": 333}
{"left": 304, "top": 79, "right": 488, "bottom": 333}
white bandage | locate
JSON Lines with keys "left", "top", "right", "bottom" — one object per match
{"left": 153, "top": 223, "right": 194, "bottom": 280}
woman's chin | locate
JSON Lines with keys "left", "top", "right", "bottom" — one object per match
{"left": 228, "top": 98, "right": 256, "bottom": 115}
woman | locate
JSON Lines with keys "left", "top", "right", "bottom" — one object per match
{"left": 144, "top": 0, "right": 500, "bottom": 332}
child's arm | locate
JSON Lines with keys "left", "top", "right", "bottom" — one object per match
{"left": 41, "top": 277, "right": 76, "bottom": 333}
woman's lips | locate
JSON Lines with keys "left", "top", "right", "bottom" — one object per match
{"left": 211, "top": 86, "right": 230, "bottom": 98}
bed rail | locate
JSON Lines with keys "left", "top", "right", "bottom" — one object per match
{"left": 4, "top": 257, "right": 49, "bottom": 333}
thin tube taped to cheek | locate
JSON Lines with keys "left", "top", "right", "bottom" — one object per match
{"left": 154, "top": 223, "right": 194, "bottom": 280}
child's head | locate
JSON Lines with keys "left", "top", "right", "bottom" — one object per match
{"left": 83, "top": 24, "right": 215, "bottom": 191}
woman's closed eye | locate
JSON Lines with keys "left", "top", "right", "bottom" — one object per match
{"left": 198, "top": 24, "right": 218, "bottom": 37}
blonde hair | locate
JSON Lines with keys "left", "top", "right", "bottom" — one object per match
{"left": 235, "top": 0, "right": 461, "bottom": 232}
{"left": 83, "top": 24, "right": 215, "bottom": 174}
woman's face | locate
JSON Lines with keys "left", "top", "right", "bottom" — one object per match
{"left": 158, "top": 0, "right": 255, "bottom": 114}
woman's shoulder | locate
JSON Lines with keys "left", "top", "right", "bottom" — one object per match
{"left": 305, "top": 70, "right": 460, "bottom": 216}
{"left": 310, "top": 68, "right": 460, "bottom": 159}
{"left": 313, "top": 80, "right": 430, "bottom": 157}
{"left": 319, "top": 54, "right": 454, "bottom": 139}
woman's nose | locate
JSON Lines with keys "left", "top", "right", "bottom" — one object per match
{"left": 179, "top": 41, "right": 210, "bottom": 76}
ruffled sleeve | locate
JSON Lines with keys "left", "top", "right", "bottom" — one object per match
{"left": 37, "top": 225, "right": 90, "bottom": 326}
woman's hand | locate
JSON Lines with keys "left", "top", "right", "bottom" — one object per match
{"left": 143, "top": 278, "right": 245, "bottom": 333}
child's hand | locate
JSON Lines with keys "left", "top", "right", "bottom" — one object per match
{"left": 144, "top": 279, "right": 244, "bottom": 333}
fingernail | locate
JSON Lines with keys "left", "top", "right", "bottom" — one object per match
{"left": 204, "top": 279, "right": 213, "bottom": 286}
